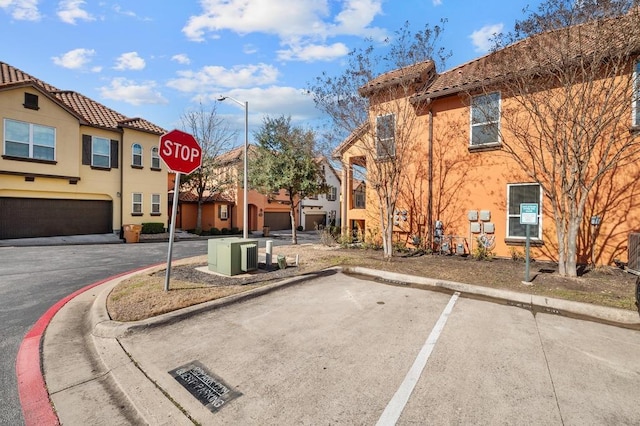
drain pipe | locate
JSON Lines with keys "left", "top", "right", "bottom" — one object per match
{"left": 427, "top": 102, "right": 433, "bottom": 251}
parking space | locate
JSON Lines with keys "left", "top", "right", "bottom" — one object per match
{"left": 117, "top": 271, "right": 640, "bottom": 425}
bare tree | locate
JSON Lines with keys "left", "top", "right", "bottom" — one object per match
{"left": 483, "top": 0, "right": 640, "bottom": 276}
{"left": 179, "top": 103, "right": 237, "bottom": 232}
{"left": 310, "top": 21, "right": 450, "bottom": 258}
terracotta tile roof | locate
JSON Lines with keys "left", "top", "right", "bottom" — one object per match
{"left": 359, "top": 60, "right": 436, "bottom": 97}
{"left": 215, "top": 144, "right": 258, "bottom": 165}
{"left": 0, "top": 61, "right": 165, "bottom": 135}
{"left": 412, "top": 10, "right": 640, "bottom": 102}
{"left": 169, "top": 190, "right": 235, "bottom": 204}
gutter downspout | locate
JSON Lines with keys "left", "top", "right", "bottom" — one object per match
{"left": 427, "top": 102, "right": 433, "bottom": 251}
{"left": 119, "top": 131, "right": 124, "bottom": 237}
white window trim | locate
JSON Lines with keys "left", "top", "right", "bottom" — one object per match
{"left": 132, "top": 193, "right": 143, "bottom": 214}
{"left": 3, "top": 118, "right": 56, "bottom": 160}
{"left": 151, "top": 146, "right": 160, "bottom": 169}
{"left": 92, "top": 136, "right": 110, "bottom": 167}
{"left": 327, "top": 186, "right": 337, "bottom": 201}
{"left": 220, "top": 204, "right": 228, "bottom": 220}
{"left": 151, "top": 194, "right": 161, "bottom": 214}
{"left": 132, "top": 143, "right": 143, "bottom": 167}
{"left": 376, "top": 114, "right": 396, "bottom": 158}
{"left": 470, "top": 92, "right": 501, "bottom": 146}
{"left": 506, "top": 183, "right": 543, "bottom": 240}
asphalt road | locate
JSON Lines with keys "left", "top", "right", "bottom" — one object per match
{"left": 0, "top": 240, "right": 209, "bottom": 426}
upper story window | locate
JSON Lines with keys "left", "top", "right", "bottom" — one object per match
{"left": 634, "top": 60, "right": 640, "bottom": 127}
{"left": 92, "top": 137, "right": 110, "bottom": 168}
{"left": 327, "top": 186, "right": 337, "bottom": 201}
{"left": 3, "top": 119, "right": 55, "bottom": 161}
{"left": 507, "top": 183, "right": 542, "bottom": 239}
{"left": 82, "top": 135, "right": 118, "bottom": 169}
{"left": 376, "top": 114, "right": 395, "bottom": 159}
{"left": 151, "top": 146, "right": 160, "bottom": 169}
{"left": 132, "top": 143, "right": 143, "bottom": 167}
{"left": 471, "top": 92, "right": 501, "bottom": 146}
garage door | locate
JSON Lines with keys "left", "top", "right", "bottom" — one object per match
{"left": 304, "top": 214, "right": 326, "bottom": 231}
{"left": 0, "top": 197, "right": 112, "bottom": 239}
{"left": 264, "top": 212, "right": 290, "bottom": 231}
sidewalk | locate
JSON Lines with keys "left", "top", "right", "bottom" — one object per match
{"left": 17, "top": 258, "right": 640, "bottom": 425}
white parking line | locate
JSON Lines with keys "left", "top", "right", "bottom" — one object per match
{"left": 376, "top": 292, "right": 460, "bottom": 426}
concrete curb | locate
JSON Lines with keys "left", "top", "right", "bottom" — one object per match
{"left": 342, "top": 266, "right": 640, "bottom": 329}
{"left": 29, "top": 261, "right": 640, "bottom": 425}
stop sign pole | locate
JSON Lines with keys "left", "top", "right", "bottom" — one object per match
{"left": 159, "top": 130, "right": 202, "bottom": 291}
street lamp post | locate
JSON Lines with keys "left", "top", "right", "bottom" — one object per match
{"left": 218, "top": 96, "right": 249, "bottom": 239}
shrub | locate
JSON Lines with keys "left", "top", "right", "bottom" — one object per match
{"left": 141, "top": 222, "right": 165, "bottom": 234}
{"left": 210, "top": 227, "right": 221, "bottom": 235}
{"left": 231, "top": 227, "right": 240, "bottom": 234}
{"left": 472, "top": 236, "right": 494, "bottom": 261}
{"left": 221, "top": 228, "right": 229, "bottom": 234}
{"left": 509, "top": 247, "right": 525, "bottom": 262}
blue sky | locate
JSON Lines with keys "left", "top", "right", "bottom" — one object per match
{"left": 2, "top": 0, "right": 542, "bottom": 146}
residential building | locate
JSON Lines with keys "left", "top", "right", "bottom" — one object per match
{"left": 299, "top": 157, "right": 341, "bottom": 231}
{"left": 0, "top": 61, "right": 167, "bottom": 239}
{"left": 335, "top": 11, "right": 640, "bottom": 266}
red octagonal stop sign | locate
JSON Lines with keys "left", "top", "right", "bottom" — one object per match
{"left": 159, "top": 129, "right": 202, "bottom": 174}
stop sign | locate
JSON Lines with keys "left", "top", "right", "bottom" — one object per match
{"left": 159, "top": 129, "right": 202, "bottom": 174}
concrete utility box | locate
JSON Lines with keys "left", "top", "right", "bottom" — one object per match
{"left": 208, "top": 238, "right": 259, "bottom": 276}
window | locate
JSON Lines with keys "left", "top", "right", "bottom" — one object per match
{"left": 634, "top": 60, "right": 640, "bottom": 127}
{"left": 151, "top": 194, "right": 161, "bottom": 215}
{"left": 354, "top": 188, "right": 366, "bottom": 209}
{"left": 24, "top": 93, "right": 39, "bottom": 110}
{"left": 4, "top": 119, "right": 55, "bottom": 161}
{"left": 151, "top": 146, "right": 160, "bottom": 169}
{"left": 92, "top": 137, "right": 110, "bottom": 168}
{"left": 82, "top": 135, "right": 118, "bottom": 169}
{"left": 132, "top": 193, "right": 143, "bottom": 214}
{"left": 327, "top": 186, "right": 337, "bottom": 201}
{"left": 507, "top": 183, "right": 542, "bottom": 239}
{"left": 219, "top": 204, "right": 228, "bottom": 220}
{"left": 471, "top": 92, "right": 501, "bottom": 146}
{"left": 132, "top": 143, "right": 143, "bottom": 167}
{"left": 376, "top": 114, "right": 395, "bottom": 158}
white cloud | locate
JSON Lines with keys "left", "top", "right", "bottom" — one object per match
{"left": 243, "top": 44, "right": 258, "bottom": 55}
{"left": 469, "top": 23, "right": 504, "bottom": 53}
{"left": 433, "top": 0, "right": 442, "bottom": 5}
{"left": 52, "top": 48, "right": 96, "bottom": 69}
{"left": 98, "top": 78, "right": 168, "bottom": 106}
{"left": 57, "top": 0, "right": 94, "bottom": 24}
{"left": 167, "top": 63, "right": 280, "bottom": 92}
{"left": 0, "top": 0, "right": 41, "bottom": 21}
{"left": 182, "top": 0, "right": 385, "bottom": 61}
{"left": 277, "top": 42, "right": 349, "bottom": 62}
{"left": 114, "top": 52, "right": 146, "bottom": 71}
{"left": 171, "top": 54, "right": 191, "bottom": 65}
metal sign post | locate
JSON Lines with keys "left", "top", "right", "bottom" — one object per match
{"left": 165, "top": 172, "right": 181, "bottom": 292}
{"left": 520, "top": 203, "right": 539, "bottom": 284}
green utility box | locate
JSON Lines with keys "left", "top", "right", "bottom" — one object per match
{"left": 208, "top": 237, "right": 259, "bottom": 276}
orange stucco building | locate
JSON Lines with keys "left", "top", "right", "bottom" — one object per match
{"left": 336, "top": 12, "right": 640, "bottom": 266}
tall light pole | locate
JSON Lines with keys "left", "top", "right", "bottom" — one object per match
{"left": 218, "top": 96, "right": 249, "bottom": 239}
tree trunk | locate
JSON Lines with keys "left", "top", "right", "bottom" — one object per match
{"left": 290, "top": 205, "right": 297, "bottom": 245}
{"left": 196, "top": 200, "right": 203, "bottom": 233}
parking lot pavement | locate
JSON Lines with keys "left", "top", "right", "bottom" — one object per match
{"left": 72, "top": 270, "right": 640, "bottom": 425}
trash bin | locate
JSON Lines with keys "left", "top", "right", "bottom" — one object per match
{"left": 263, "top": 226, "right": 270, "bottom": 237}
{"left": 123, "top": 224, "right": 142, "bottom": 243}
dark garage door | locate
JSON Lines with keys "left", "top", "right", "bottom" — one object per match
{"left": 264, "top": 212, "right": 290, "bottom": 231}
{"left": 304, "top": 214, "right": 326, "bottom": 231}
{"left": 0, "top": 197, "right": 112, "bottom": 239}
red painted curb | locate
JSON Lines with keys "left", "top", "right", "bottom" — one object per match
{"left": 16, "top": 265, "right": 160, "bottom": 426}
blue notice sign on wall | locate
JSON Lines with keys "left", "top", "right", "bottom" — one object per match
{"left": 520, "top": 203, "right": 539, "bottom": 225}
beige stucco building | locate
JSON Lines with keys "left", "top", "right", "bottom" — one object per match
{"left": 0, "top": 61, "right": 168, "bottom": 239}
